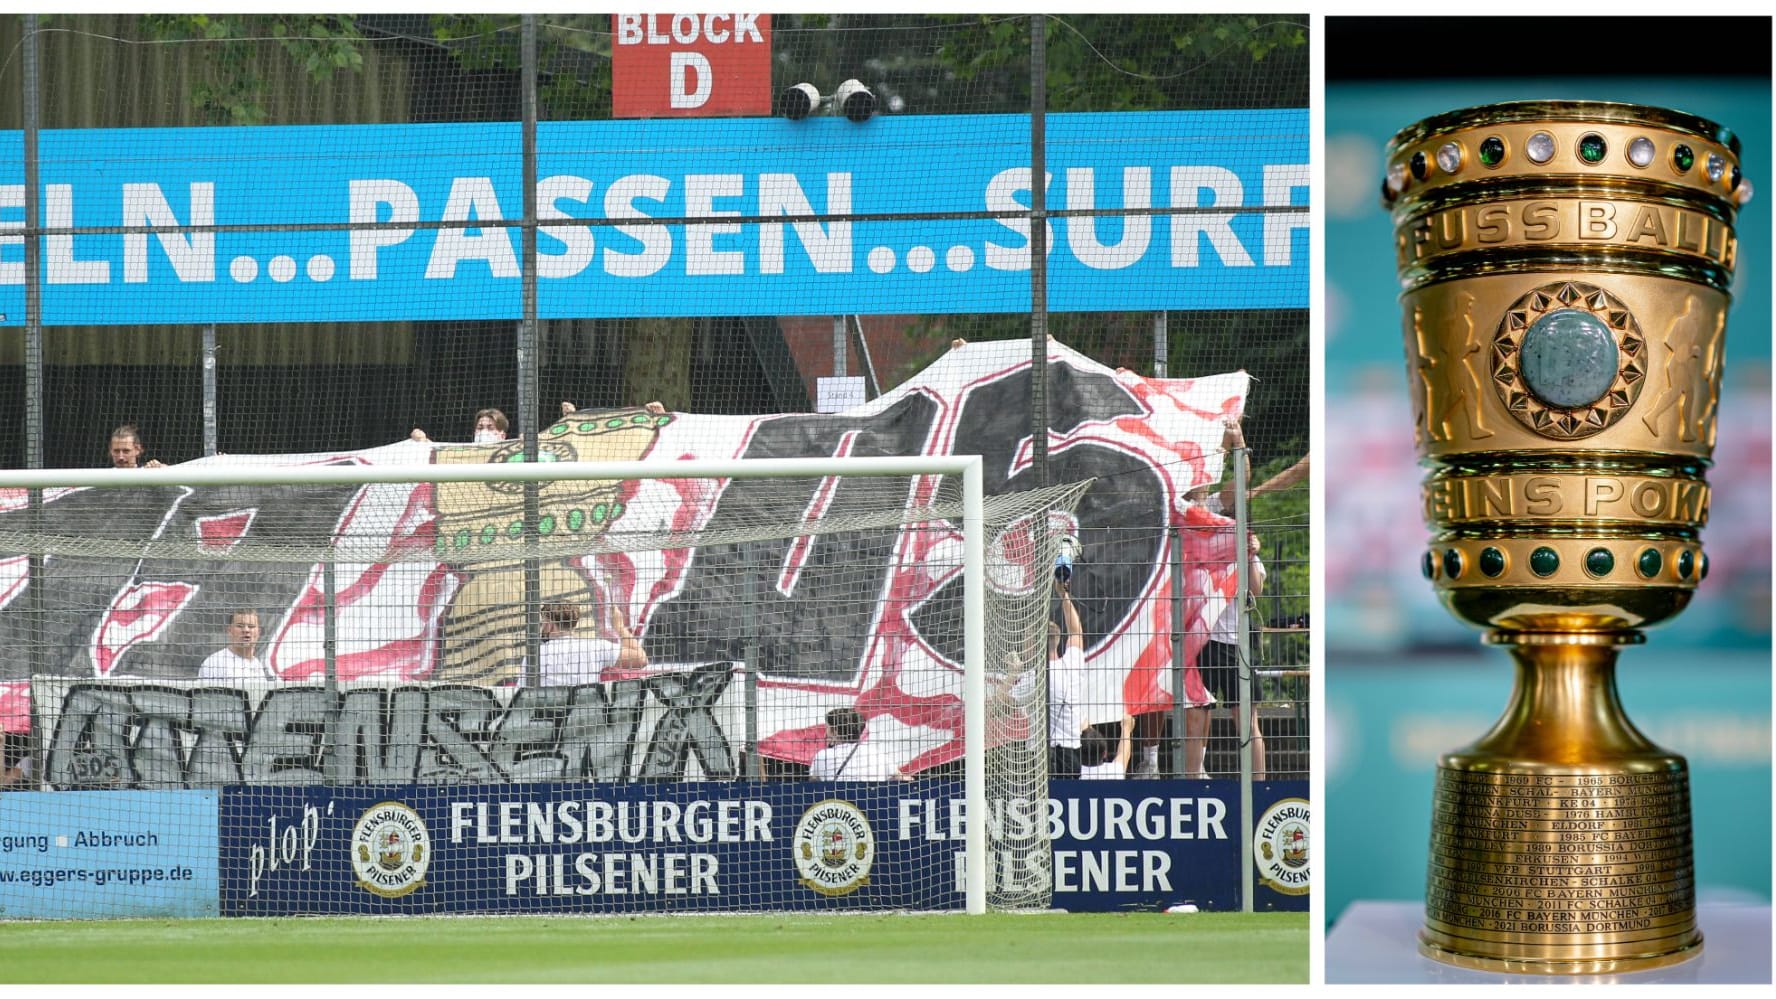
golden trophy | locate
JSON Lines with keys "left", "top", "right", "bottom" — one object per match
{"left": 1383, "top": 101, "right": 1751, "bottom": 973}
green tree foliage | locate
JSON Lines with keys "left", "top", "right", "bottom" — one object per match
{"left": 139, "top": 14, "right": 365, "bottom": 125}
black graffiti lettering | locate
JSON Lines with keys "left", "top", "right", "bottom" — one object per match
{"left": 125, "top": 686, "right": 190, "bottom": 788}
{"left": 186, "top": 687, "right": 251, "bottom": 786}
{"left": 43, "top": 666, "right": 742, "bottom": 786}
{"left": 558, "top": 680, "right": 649, "bottom": 779}
{"left": 417, "top": 685, "right": 502, "bottom": 783}
{"left": 639, "top": 662, "right": 736, "bottom": 779}
{"left": 45, "top": 685, "right": 134, "bottom": 788}
{"left": 329, "top": 686, "right": 425, "bottom": 784}
{"left": 491, "top": 685, "right": 574, "bottom": 781}
{"left": 242, "top": 687, "right": 331, "bottom": 784}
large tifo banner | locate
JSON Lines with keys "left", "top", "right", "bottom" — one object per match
{"left": 1, "top": 342, "right": 1254, "bottom": 767}
{"left": 0, "top": 109, "right": 1308, "bottom": 323}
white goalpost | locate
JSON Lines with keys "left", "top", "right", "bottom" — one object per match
{"left": 0, "top": 453, "right": 1088, "bottom": 918}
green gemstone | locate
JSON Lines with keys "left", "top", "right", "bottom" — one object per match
{"left": 1700, "top": 552, "right": 1709, "bottom": 580}
{"left": 593, "top": 502, "right": 609, "bottom": 523}
{"left": 550, "top": 424, "right": 568, "bottom": 435}
{"left": 506, "top": 519, "right": 523, "bottom": 538}
{"left": 579, "top": 422, "right": 597, "bottom": 433}
{"left": 610, "top": 501, "right": 626, "bottom": 521}
{"left": 1442, "top": 549, "right": 1463, "bottom": 580}
{"left": 1672, "top": 144, "right": 1694, "bottom": 172}
{"left": 1731, "top": 166, "right": 1742, "bottom": 192}
{"left": 633, "top": 413, "right": 649, "bottom": 424}
{"left": 1479, "top": 547, "right": 1505, "bottom": 577}
{"left": 1478, "top": 136, "right": 1505, "bottom": 167}
{"left": 455, "top": 529, "right": 471, "bottom": 550}
{"left": 1410, "top": 151, "right": 1428, "bottom": 180}
{"left": 479, "top": 524, "right": 497, "bottom": 545}
{"left": 1421, "top": 551, "right": 1435, "bottom": 579}
{"left": 606, "top": 419, "right": 625, "bottom": 429}
{"left": 1638, "top": 548, "right": 1663, "bottom": 578}
{"left": 1529, "top": 547, "right": 1560, "bottom": 577}
{"left": 505, "top": 451, "right": 527, "bottom": 463}
{"left": 1677, "top": 550, "right": 1695, "bottom": 580}
{"left": 1585, "top": 548, "right": 1614, "bottom": 577}
{"left": 1578, "top": 133, "right": 1607, "bottom": 163}
{"left": 567, "top": 508, "right": 585, "bottom": 532}
{"left": 538, "top": 514, "right": 556, "bottom": 535}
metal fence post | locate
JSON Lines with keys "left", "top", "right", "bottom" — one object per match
{"left": 1234, "top": 446, "right": 1254, "bottom": 913}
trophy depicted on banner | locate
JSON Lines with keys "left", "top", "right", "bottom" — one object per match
{"left": 1383, "top": 102, "right": 1751, "bottom": 973}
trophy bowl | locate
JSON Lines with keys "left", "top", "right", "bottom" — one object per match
{"left": 1383, "top": 101, "right": 1750, "bottom": 974}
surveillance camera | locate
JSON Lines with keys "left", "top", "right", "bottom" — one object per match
{"left": 777, "top": 82, "right": 820, "bottom": 120}
{"left": 832, "top": 78, "right": 876, "bottom": 123}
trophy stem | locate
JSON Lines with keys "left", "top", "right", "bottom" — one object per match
{"left": 1419, "top": 634, "right": 1702, "bottom": 974}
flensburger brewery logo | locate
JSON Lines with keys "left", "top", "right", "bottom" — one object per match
{"left": 351, "top": 801, "right": 431, "bottom": 898}
{"left": 1253, "top": 797, "right": 1310, "bottom": 896}
{"left": 793, "top": 798, "right": 874, "bottom": 896}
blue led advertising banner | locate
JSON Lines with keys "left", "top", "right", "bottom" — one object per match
{"left": 218, "top": 779, "right": 1308, "bottom": 915}
{"left": 0, "top": 110, "right": 1307, "bottom": 325}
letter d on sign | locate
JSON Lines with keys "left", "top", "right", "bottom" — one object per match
{"left": 671, "top": 51, "right": 713, "bottom": 109}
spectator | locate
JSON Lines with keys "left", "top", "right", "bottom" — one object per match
{"left": 535, "top": 600, "right": 647, "bottom": 685}
{"left": 1079, "top": 714, "right": 1134, "bottom": 779}
{"left": 1183, "top": 530, "right": 1269, "bottom": 781}
{"left": 807, "top": 707, "right": 905, "bottom": 781}
{"left": 1010, "top": 578, "right": 1089, "bottom": 778}
{"left": 197, "top": 609, "right": 276, "bottom": 683}
{"left": 108, "top": 424, "right": 165, "bottom": 469}
{"left": 1132, "top": 417, "right": 1304, "bottom": 776}
{"left": 470, "top": 408, "right": 509, "bottom": 443}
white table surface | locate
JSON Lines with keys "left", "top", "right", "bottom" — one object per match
{"left": 1326, "top": 899, "right": 1771, "bottom": 985}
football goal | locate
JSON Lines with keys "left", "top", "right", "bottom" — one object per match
{"left": 0, "top": 449, "right": 1089, "bottom": 917}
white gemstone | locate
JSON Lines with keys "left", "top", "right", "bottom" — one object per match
{"left": 1627, "top": 137, "right": 1655, "bottom": 168}
{"left": 1526, "top": 131, "right": 1555, "bottom": 164}
{"left": 1706, "top": 153, "right": 1725, "bottom": 181}
{"left": 1387, "top": 162, "right": 1407, "bottom": 193}
{"left": 1737, "top": 178, "right": 1754, "bottom": 205}
{"left": 1436, "top": 142, "right": 1462, "bottom": 174}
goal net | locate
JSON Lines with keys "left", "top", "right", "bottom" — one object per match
{"left": 0, "top": 451, "right": 1089, "bottom": 917}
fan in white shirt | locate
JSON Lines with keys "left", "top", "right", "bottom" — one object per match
{"left": 197, "top": 609, "right": 276, "bottom": 683}
{"left": 535, "top": 600, "right": 649, "bottom": 685}
{"left": 807, "top": 707, "right": 905, "bottom": 781}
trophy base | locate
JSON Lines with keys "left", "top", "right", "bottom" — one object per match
{"left": 1418, "top": 933, "right": 1702, "bottom": 976}
{"left": 1418, "top": 636, "right": 1703, "bottom": 974}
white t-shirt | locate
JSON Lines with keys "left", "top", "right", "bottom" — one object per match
{"left": 198, "top": 648, "right": 275, "bottom": 682}
{"left": 537, "top": 636, "right": 621, "bottom": 686}
{"left": 1081, "top": 759, "right": 1124, "bottom": 780}
{"left": 808, "top": 739, "right": 903, "bottom": 780}
{"left": 1011, "top": 645, "right": 1087, "bottom": 750}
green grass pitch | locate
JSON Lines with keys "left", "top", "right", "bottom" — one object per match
{"left": 0, "top": 911, "right": 1307, "bottom": 983}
